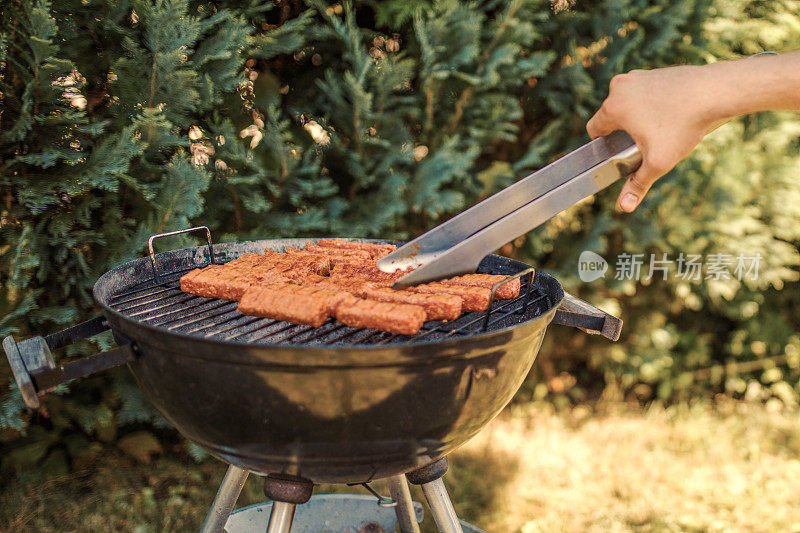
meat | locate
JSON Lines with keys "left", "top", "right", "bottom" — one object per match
{"left": 330, "top": 263, "right": 406, "bottom": 285}
{"left": 313, "top": 277, "right": 368, "bottom": 294}
{"left": 315, "top": 238, "right": 397, "bottom": 259}
{"left": 282, "top": 247, "right": 375, "bottom": 270}
{"left": 253, "top": 263, "right": 326, "bottom": 281}
{"left": 282, "top": 247, "right": 329, "bottom": 259}
{"left": 439, "top": 274, "right": 521, "bottom": 300}
{"left": 256, "top": 252, "right": 332, "bottom": 276}
{"left": 248, "top": 267, "right": 297, "bottom": 285}
{"left": 225, "top": 253, "right": 266, "bottom": 269}
{"left": 179, "top": 239, "right": 524, "bottom": 335}
{"left": 327, "top": 255, "right": 372, "bottom": 269}
{"left": 334, "top": 295, "right": 426, "bottom": 335}
{"left": 238, "top": 283, "right": 351, "bottom": 327}
{"left": 180, "top": 265, "right": 256, "bottom": 301}
{"left": 356, "top": 284, "right": 462, "bottom": 321}
{"left": 304, "top": 244, "right": 372, "bottom": 260}
{"left": 408, "top": 283, "right": 491, "bottom": 312}
{"left": 315, "top": 278, "right": 461, "bottom": 321}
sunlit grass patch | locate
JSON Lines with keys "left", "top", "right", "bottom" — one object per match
{"left": 452, "top": 401, "right": 800, "bottom": 532}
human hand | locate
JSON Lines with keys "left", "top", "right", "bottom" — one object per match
{"left": 586, "top": 66, "right": 719, "bottom": 212}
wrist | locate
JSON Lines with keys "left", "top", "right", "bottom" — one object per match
{"left": 698, "top": 52, "right": 800, "bottom": 124}
{"left": 690, "top": 62, "right": 747, "bottom": 127}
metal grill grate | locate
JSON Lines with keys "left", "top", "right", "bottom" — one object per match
{"left": 108, "top": 265, "right": 553, "bottom": 347}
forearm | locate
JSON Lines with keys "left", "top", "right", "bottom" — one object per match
{"left": 700, "top": 51, "right": 800, "bottom": 124}
{"left": 586, "top": 50, "right": 800, "bottom": 212}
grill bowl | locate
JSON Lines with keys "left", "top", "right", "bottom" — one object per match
{"left": 93, "top": 239, "right": 563, "bottom": 483}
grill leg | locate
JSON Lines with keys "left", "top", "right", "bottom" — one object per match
{"left": 406, "top": 458, "right": 463, "bottom": 533}
{"left": 386, "top": 475, "right": 420, "bottom": 533}
{"left": 420, "top": 478, "right": 462, "bottom": 533}
{"left": 266, "top": 501, "right": 296, "bottom": 533}
{"left": 201, "top": 465, "right": 250, "bottom": 533}
{"left": 262, "top": 473, "right": 314, "bottom": 533}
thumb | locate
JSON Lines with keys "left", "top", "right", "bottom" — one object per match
{"left": 586, "top": 109, "right": 615, "bottom": 140}
{"left": 617, "top": 166, "right": 658, "bottom": 212}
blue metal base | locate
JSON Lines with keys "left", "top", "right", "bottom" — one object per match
{"left": 224, "top": 494, "right": 485, "bottom": 533}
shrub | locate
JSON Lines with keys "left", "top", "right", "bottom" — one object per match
{"left": 1, "top": 0, "right": 798, "bottom": 476}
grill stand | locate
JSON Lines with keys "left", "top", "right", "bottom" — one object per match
{"left": 387, "top": 474, "right": 421, "bottom": 533}
{"left": 407, "top": 458, "right": 464, "bottom": 533}
{"left": 266, "top": 502, "right": 296, "bottom": 533}
{"left": 200, "top": 460, "right": 467, "bottom": 532}
{"left": 201, "top": 465, "right": 250, "bottom": 533}
{"left": 263, "top": 473, "right": 314, "bottom": 532}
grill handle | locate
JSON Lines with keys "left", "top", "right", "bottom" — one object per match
{"left": 2, "top": 316, "right": 136, "bottom": 409}
{"left": 553, "top": 293, "right": 622, "bottom": 341}
{"left": 149, "top": 225, "right": 214, "bottom": 283}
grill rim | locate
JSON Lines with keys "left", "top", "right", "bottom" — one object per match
{"left": 93, "top": 238, "right": 565, "bottom": 355}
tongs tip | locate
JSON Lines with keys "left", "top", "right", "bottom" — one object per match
{"left": 376, "top": 248, "right": 425, "bottom": 274}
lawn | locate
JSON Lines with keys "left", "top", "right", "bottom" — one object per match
{"left": 2, "top": 401, "right": 800, "bottom": 532}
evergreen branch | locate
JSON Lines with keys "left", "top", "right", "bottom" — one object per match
{"left": 33, "top": 61, "right": 39, "bottom": 121}
{"left": 146, "top": 55, "right": 157, "bottom": 143}
{"left": 148, "top": 56, "right": 157, "bottom": 109}
{"left": 280, "top": 151, "right": 287, "bottom": 185}
{"left": 447, "top": 85, "right": 473, "bottom": 136}
{"left": 446, "top": 0, "right": 521, "bottom": 136}
{"left": 423, "top": 81, "right": 436, "bottom": 141}
{"left": 230, "top": 184, "right": 242, "bottom": 232}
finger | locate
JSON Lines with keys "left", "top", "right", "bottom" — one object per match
{"left": 586, "top": 108, "right": 616, "bottom": 139}
{"left": 617, "top": 164, "right": 659, "bottom": 212}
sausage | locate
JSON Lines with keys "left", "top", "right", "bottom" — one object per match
{"left": 438, "top": 274, "right": 521, "bottom": 299}
{"left": 283, "top": 248, "right": 375, "bottom": 271}
{"left": 315, "top": 238, "right": 397, "bottom": 259}
{"left": 356, "top": 284, "right": 462, "bottom": 321}
{"left": 408, "top": 283, "right": 491, "bottom": 312}
{"left": 330, "top": 263, "right": 406, "bottom": 284}
{"left": 253, "top": 263, "right": 326, "bottom": 281}
{"left": 325, "top": 256, "right": 375, "bottom": 269}
{"left": 256, "top": 252, "right": 332, "bottom": 276}
{"left": 181, "top": 263, "right": 320, "bottom": 302}
{"left": 179, "top": 265, "right": 255, "bottom": 301}
{"left": 313, "top": 277, "right": 368, "bottom": 293}
{"left": 238, "top": 283, "right": 351, "bottom": 327}
{"left": 225, "top": 253, "right": 267, "bottom": 269}
{"left": 334, "top": 295, "right": 426, "bottom": 335}
{"left": 182, "top": 246, "right": 516, "bottom": 329}
{"left": 304, "top": 244, "right": 372, "bottom": 259}
{"left": 282, "top": 247, "right": 330, "bottom": 259}
{"left": 249, "top": 267, "right": 297, "bottom": 285}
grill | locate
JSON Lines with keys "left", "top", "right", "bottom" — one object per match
{"left": 3, "top": 228, "right": 622, "bottom": 533}
{"left": 107, "top": 262, "right": 550, "bottom": 348}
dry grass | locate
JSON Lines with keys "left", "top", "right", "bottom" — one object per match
{"left": 452, "top": 401, "right": 800, "bottom": 532}
{"left": 2, "top": 401, "right": 800, "bottom": 532}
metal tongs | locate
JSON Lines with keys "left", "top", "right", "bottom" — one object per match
{"left": 378, "top": 130, "right": 642, "bottom": 288}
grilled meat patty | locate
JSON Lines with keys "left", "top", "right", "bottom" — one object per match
{"left": 315, "top": 238, "right": 397, "bottom": 259}
{"left": 334, "top": 295, "right": 426, "bottom": 335}
{"left": 439, "top": 274, "right": 521, "bottom": 300}
{"left": 238, "top": 283, "right": 351, "bottom": 327}
{"left": 179, "top": 240, "right": 524, "bottom": 334}
{"left": 408, "top": 283, "right": 492, "bottom": 312}
{"left": 356, "top": 284, "right": 462, "bottom": 321}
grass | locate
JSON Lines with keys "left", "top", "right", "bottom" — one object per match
{"left": 2, "top": 400, "right": 800, "bottom": 532}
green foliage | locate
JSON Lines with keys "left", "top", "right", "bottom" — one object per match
{"left": 529, "top": 0, "right": 800, "bottom": 406}
{"left": 1, "top": 0, "right": 798, "bottom": 480}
